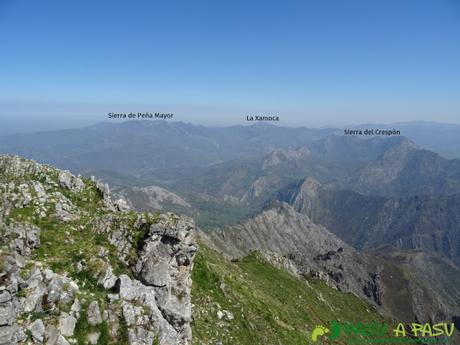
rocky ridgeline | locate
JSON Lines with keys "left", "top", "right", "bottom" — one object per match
{"left": 206, "top": 203, "right": 382, "bottom": 302}
{"left": 206, "top": 201, "right": 459, "bottom": 329}
{"left": 0, "top": 155, "right": 197, "bottom": 345}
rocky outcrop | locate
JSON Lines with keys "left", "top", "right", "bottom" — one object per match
{"left": 0, "top": 155, "right": 197, "bottom": 345}
{"left": 261, "top": 147, "right": 310, "bottom": 170}
{"left": 134, "top": 216, "right": 196, "bottom": 342}
{"left": 94, "top": 213, "right": 197, "bottom": 344}
{"left": 240, "top": 176, "right": 279, "bottom": 203}
{"left": 362, "top": 273, "right": 383, "bottom": 306}
{"left": 206, "top": 202, "right": 459, "bottom": 326}
{"left": 117, "top": 186, "right": 191, "bottom": 212}
{"left": 58, "top": 171, "right": 85, "bottom": 193}
{"left": 207, "top": 203, "right": 380, "bottom": 301}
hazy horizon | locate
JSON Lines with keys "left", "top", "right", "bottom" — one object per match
{"left": 2, "top": 115, "right": 460, "bottom": 137}
{"left": 1, "top": 1, "right": 459, "bottom": 129}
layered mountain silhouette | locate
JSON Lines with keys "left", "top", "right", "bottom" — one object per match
{"left": 276, "top": 177, "right": 460, "bottom": 265}
{"left": 2, "top": 120, "right": 460, "bottom": 342}
{"left": 0, "top": 121, "right": 337, "bottom": 174}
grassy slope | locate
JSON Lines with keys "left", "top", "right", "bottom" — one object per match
{"left": 192, "top": 244, "right": 385, "bottom": 345}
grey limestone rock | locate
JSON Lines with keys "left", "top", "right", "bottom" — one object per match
{"left": 86, "top": 332, "right": 100, "bottom": 345}
{"left": 45, "top": 324, "right": 59, "bottom": 345}
{"left": 0, "top": 292, "right": 11, "bottom": 304}
{"left": 0, "top": 302, "right": 15, "bottom": 326}
{"left": 86, "top": 301, "right": 103, "bottom": 326}
{"left": 114, "top": 198, "right": 130, "bottom": 212}
{"left": 134, "top": 214, "right": 197, "bottom": 343}
{"left": 122, "top": 302, "right": 137, "bottom": 327}
{"left": 55, "top": 335, "right": 70, "bottom": 345}
{"left": 95, "top": 180, "right": 116, "bottom": 211}
{"left": 4, "top": 222, "right": 41, "bottom": 257}
{"left": 0, "top": 155, "right": 198, "bottom": 345}
{"left": 28, "top": 319, "right": 45, "bottom": 343}
{"left": 58, "top": 171, "right": 85, "bottom": 193}
{"left": 98, "top": 264, "right": 117, "bottom": 290}
{"left": 0, "top": 325, "right": 23, "bottom": 345}
{"left": 128, "top": 327, "right": 156, "bottom": 345}
{"left": 58, "top": 312, "right": 77, "bottom": 337}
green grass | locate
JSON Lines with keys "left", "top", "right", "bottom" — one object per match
{"left": 9, "top": 206, "right": 35, "bottom": 222}
{"left": 192, "top": 244, "right": 386, "bottom": 345}
{"left": 74, "top": 300, "right": 111, "bottom": 345}
{"left": 116, "top": 314, "right": 130, "bottom": 345}
{"left": 186, "top": 194, "right": 254, "bottom": 230}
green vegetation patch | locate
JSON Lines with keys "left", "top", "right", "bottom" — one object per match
{"left": 74, "top": 300, "right": 111, "bottom": 345}
{"left": 192, "top": 244, "right": 385, "bottom": 345}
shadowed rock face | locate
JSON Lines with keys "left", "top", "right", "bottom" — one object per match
{"left": 0, "top": 155, "right": 197, "bottom": 345}
{"left": 453, "top": 316, "right": 460, "bottom": 332}
{"left": 277, "top": 177, "right": 460, "bottom": 264}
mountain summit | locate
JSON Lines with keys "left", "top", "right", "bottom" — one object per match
{"left": 0, "top": 155, "right": 197, "bottom": 345}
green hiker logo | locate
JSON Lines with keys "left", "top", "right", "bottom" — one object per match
{"left": 309, "top": 320, "right": 455, "bottom": 343}
{"left": 310, "top": 325, "right": 329, "bottom": 342}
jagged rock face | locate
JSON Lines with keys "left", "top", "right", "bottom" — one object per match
{"left": 277, "top": 177, "right": 460, "bottom": 265}
{"left": 116, "top": 186, "right": 192, "bottom": 212}
{"left": 261, "top": 147, "right": 310, "bottom": 170}
{"left": 206, "top": 203, "right": 459, "bottom": 326}
{"left": 0, "top": 155, "right": 197, "bottom": 345}
{"left": 240, "top": 176, "right": 280, "bottom": 203}
{"left": 131, "top": 215, "right": 197, "bottom": 343}
{"left": 207, "top": 203, "right": 379, "bottom": 302}
{"left": 58, "top": 171, "right": 85, "bottom": 193}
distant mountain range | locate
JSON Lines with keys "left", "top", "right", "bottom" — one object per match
{"left": 0, "top": 121, "right": 338, "bottom": 174}
{"left": 2, "top": 121, "right": 460, "bottom": 171}
{"left": 2, "top": 119, "right": 460, "bottom": 341}
{"left": 354, "top": 121, "right": 460, "bottom": 159}
{"left": 140, "top": 135, "right": 460, "bottom": 216}
{"left": 4, "top": 120, "right": 460, "bottom": 229}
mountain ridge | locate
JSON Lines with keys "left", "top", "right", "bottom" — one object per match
{"left": 205, "top": 202, "right": 460, "bottom": 328}
{"left": 276, "top": 177, "right": 460, "bottom": 264}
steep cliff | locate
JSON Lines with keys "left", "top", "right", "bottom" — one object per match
{"left": 0, "top": 155, "right": 197, "bottom": 345}
{"left": 277, "top": 176, "right": 460, "bottom": 264}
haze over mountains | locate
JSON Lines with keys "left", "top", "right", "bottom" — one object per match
{"left": 3, "top": 120, "right": 460, "bottom": 227}
{"left": 2, "top": 119, "right": 460, "bottom": 340}
{"left": 277, "top": 177, "right": 460, "bottom": 264}
{"left": 2, "top": 120, "right": 460, "bottom": 165}
{"left": 355, "top": 121, "right": 460, "bottom": 159}
{"left": 0, "top": 121, "right": 338, "bottom": 174}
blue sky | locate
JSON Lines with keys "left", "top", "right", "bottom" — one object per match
{"left": 0, "top": 0, "right": 459, "bottom": 129}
